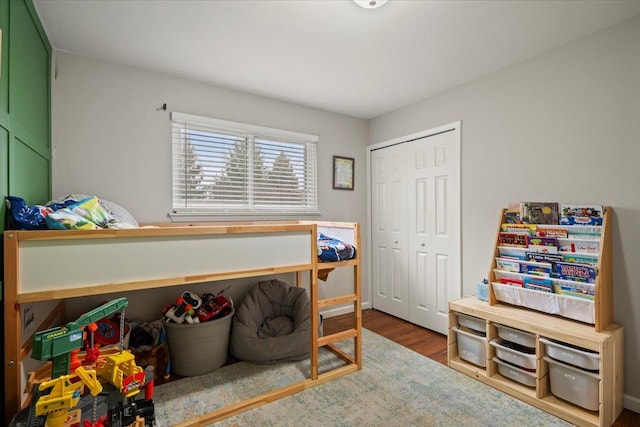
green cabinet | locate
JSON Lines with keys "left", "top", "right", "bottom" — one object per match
{"left": 1, "top": 1, "right": 50, "bottom": 420}
{"left": 0, "top": 0, "right": 52, "bottom": 223}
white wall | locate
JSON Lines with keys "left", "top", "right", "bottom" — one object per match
{"left": 369, "top": 15, "right": 640, "bottom": 410}
{"left": 51, "top": 51, "right": 369, "bottom": 314}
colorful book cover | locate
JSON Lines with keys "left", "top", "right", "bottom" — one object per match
{"left": 500, "top": 277, "right": 524, "bottom": 287}
{"left": 527, "top": 244, "right": 558, "bottom": 254}
{"left": 558, "top": 238, "right": 599, "bottom": 254}
{"left": 528, "top": 236, "right": 558, "bottom": 247}
{"left": 499, "top": 232, "right": 528, "bottom": 247}
{"left": 554, "top": 261, "right": 596, "bottom": 283}
{"left": 526, "top": 264, "right": 552, "bottom": 277}
{"left": 552, "top": 283, "right": 595, "bottom": 300}
{"left": 501, "top": 224, "right": 537, "bottom": 235}
{"left": 524, "top": 276, "right": 553, "bottom": 292}
{"left": 528, "top": 236, "right": 558, "bottom": 254}
{"left": 504, "top": 211, "right": 521, "bottom": 224}
{"left": 520, "top": 202, "right": 559, "bottom": 225}
{"left": 524, "top": 276, "right": 552, "bottom": 288}
{"left": 536, "top": 227, "right": 568, "bottom": 238}
{"left": 567, "top": 231, "right": 601, "bottom": 240}
{"left": 524, "top": 283, "right": 553, "bottom": 293}
{"left": 560, "top": 204, "right": 603, "bottom": 226}
{"left": 526, "top": 252, "right": 563, "bottom": 264}
{"left": 496, "top": 258, "right": 521, "bottom": 272}
{"left": 562, "top": 253, "right": 599, "bottom": 266}
{"left": 504, "top": 203, "right": 522, "bottom": 224}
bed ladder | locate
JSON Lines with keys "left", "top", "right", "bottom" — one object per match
{"left": 309, "top": 227, "right": 362, "bottom": 382}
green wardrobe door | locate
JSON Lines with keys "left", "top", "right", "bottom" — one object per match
{"left": 0, "top": 0, "right": 9, "bottom": 225}
{"left": 10, "top": 0, "right": 49, "bottom": 153}
{"left": 7, "top": 0, "right": 51, "bottom": 205}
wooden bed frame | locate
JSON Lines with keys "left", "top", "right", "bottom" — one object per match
{"left": 3, "top": 220, "right": 362, "bottom": 425}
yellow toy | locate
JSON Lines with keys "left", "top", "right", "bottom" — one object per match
{"left": 96, "top": 351, "right": 145, "bottom": 397}
{"left": 35, "top": 367, "right": 102, "bottom": 427}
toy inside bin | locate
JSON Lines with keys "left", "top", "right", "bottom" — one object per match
{"left": 164, "top": 306, "right": 235, "bottom": 376}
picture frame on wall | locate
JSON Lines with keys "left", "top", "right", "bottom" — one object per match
{"left": 333, "top": 155, "right": 354, "bottom": 190}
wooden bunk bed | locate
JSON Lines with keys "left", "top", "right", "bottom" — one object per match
{"left": 3, "top": 221, "right": 362, "bottom": 426}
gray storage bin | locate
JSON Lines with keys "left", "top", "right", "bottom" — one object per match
{"left": 453, "top": 325, "right": 486, "bottom": 367}
{"left": 544, "top": 356, "right": 600, "bottom": 411}
{"left": 540, "top": 337, "right": 600, "bottom": 371}
{"left": 164, "top": 307, "right": 234, "bottom": 376}
{"left": 457, "top": 313, "right": 486, "bottom": 333}
{"left": 493, "top": 357, "right": 536, "bottom": 388}
{"left": 495, "top": 323, "right": 536, "bottom": 348}
{"left": 490, "top": 338, "right": 536, "bottom": 370}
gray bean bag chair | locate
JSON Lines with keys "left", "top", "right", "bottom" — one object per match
{"left": 230, "top": 279, "right": 311, "bottom": 363}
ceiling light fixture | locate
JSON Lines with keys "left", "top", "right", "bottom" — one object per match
{"left": 354, "top": 0, "right": 388, "bottom": 9}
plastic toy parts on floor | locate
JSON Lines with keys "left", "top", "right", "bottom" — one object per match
{"left": 8, "top": 298, "right": 157, "bottom": 427}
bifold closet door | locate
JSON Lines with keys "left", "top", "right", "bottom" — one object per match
{"left": 405, "top": 130, "right": 460, "bottom": 335}
{"left": 371, "top": 127, "right": 460, "bottom": 335}
{"left": 371, "top": 142, "right": 409, "bottom": 320}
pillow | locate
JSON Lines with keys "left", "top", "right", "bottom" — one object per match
{"left": 45, "top": 197, "right": 114, "bottom": 230}
{"left": 47, "top": 194, "right": 139, "bottom": 228}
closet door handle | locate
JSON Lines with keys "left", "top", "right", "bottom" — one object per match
{"left": 394, "top": 240, "right": 399, "bottom": 244}
{"left": 420, "top": 243, "right": 426, "bottom": 247}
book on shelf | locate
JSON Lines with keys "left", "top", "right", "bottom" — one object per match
{"left": 498, "top": 232, "right": 528, "bottom": 247}
{"left": 504, "top": 203, "right": 522, "bottom": 224}
{"left": 562, "top": 253, "right": 598, "bottom": 266}
{"left": 558, "top": 238, "right": 599, "bottom": 254}
{"left": 501, "top": 223, "right": 537, "bottom": 234}
{"left": 554, "top": 261, "right": 596, "bottom": 283}
{"left": 536, "top": 226, "right": 568, "bottom": 238}
{"left": 524, "top": 283, "right": 553, "bottom": 293}
{"left": 552, "top": 282, "right": 595, "bottom": 300}
{"left": 527, "top": 246, "right": 558, "bottom": 254}
{"left": 498, "top": 246, "right": 527, "bottom": 260}
{"left": 496, "top": 258, "right": 521, "bottom": 272}
{"left": 528, "top": 236, "right": 558, "bottom": 254}
{"left": 525, "top": 263, "right": 552, "bottom": 277}
{"left": 566, "top": 225, "right": 601, "bottom": 237}
{"left": 500, "top": 277, "right": 524, "bottom": 287}
{"left": 523, "top": 276, "right": 553, "bottom": 292}
{"left": 526, "top": 252, "right": 563, "bottom": 265}
{"left": 567, "top": 230, "right": 601, "bottom": 240}
{"left": 519, "top": 202, "right": 559, "bottom": 225}
{"left": 560, "top": 204, "right": 603, "bottom": 226}
{"left": 495, "top": 258, "right": 552, "bottom": 276}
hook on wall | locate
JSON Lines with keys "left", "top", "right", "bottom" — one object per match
{"left": 156, "top": 103, "right": 167, "bottom": 111}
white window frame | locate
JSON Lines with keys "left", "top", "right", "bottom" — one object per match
{"left": 170, "top": 112, "right": 319, "bottom": 219}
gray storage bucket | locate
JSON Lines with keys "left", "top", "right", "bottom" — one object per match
{"left": 164, "top": 307, "right": 234, "bottom": 376}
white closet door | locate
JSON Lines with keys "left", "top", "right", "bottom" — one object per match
{"left": 369, "top": 123, "right": 461, "bottom": 334}
{"left": 406, "top": 130, "right": 460, "bottom": 335}
{"left": 371, "top": 143, "right": 409, "bottom": 319}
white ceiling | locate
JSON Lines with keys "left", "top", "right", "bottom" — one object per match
{"left": 34, "top": 0, "right": 640, "bottom": 119}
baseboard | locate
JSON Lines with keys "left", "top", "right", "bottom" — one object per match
{"left": 320, "top": 301, "right": 370, "bottom": 319}
{"left": 625, "top": 393, "right": 640, "bottom": 414}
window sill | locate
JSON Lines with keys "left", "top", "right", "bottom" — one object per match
{"left": 167, "top": 211, "right": 321, "bottom": 223}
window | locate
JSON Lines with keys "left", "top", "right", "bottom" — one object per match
{"left": 171, "top": 112, "right": 318, "bottom": 216}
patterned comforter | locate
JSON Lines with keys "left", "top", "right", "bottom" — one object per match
{"left": 317, "top": 233, "right": 356, "bottom": 262}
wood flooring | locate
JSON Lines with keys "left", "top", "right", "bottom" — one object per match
{"left": 323, "top": 308, "right": 639, "bottom": 427}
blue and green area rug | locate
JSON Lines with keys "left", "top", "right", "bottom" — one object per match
{"left": 154, "top": 329, "right": 570, "bottom": 426}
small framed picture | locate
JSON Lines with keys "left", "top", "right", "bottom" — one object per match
{"left": 333, "top": 155, "right": 354, "bottom": 190}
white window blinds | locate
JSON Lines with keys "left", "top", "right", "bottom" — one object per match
{"left": 171, "top": 112, "right": 318, "bottom": 215}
